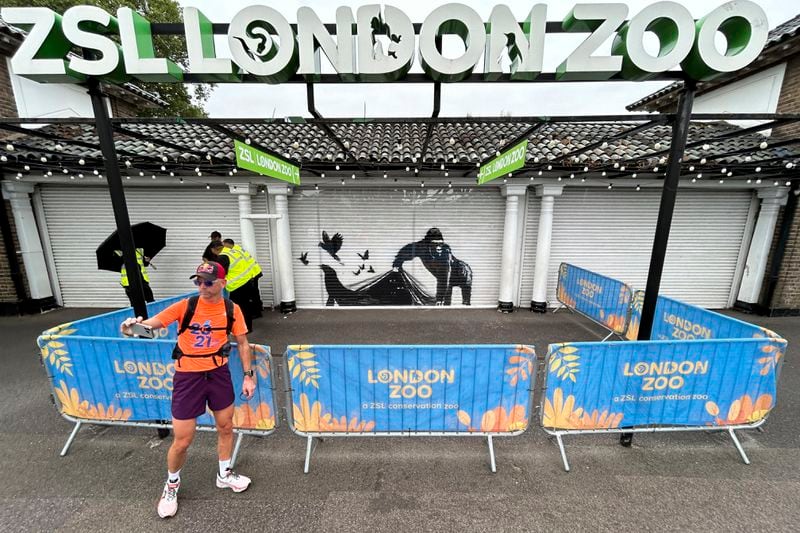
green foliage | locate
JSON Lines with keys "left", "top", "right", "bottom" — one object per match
{"left": 0, "top": 0, "right": 211, "bottom": 117}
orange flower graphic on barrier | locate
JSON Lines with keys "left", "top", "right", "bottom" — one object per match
{"left": 705, "top": 394, "right": 773, "bottom": 425}
{"left": 251, "top": 344, "right": 271, "bottom": 380}
{"left": 233, "top": 402, "right": 274, "bottom": 430}
{"left": 55, "top": 380, "right": 89, "bottom": 418}
{"left": 54, "top": 380, "right": 130, "bottom": 420}
{"left": 575, "top": 409, "right": 623, "bottom": 430}
{"left": 292, "top": 393, "right": 374, "bottom": 433}
{"left": 557, "top": 284, "right": 576, "bottom": 309}
{"left": 456, "top": 405, "right": 528, "bottom": 432}
{"left": 506, "top": 345, "right": 535, "bottom": 387}
{"left": 604, "top": 313, "right": 627, "bottom": 334}
{"left": 625, "top": 318, "right": 640, "bottom": 341}
{"left": 325, "top": 415, "right": 376, "bottom": 432}
{"left": 85, "top": 403, "right": 131, "bottom": 421}
{"left": 542, "top": 388, "right": 584, "bottom": 429}
{"left": 756, "top": 343, "right": 785, "bottom": 376}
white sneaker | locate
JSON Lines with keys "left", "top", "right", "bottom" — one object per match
{"left": 215, "top": 469, "right": 251, "bottom": 492}
{"left": 157, "top": 480, "right": 180, "bottom": 518}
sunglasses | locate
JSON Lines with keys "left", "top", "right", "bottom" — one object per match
{"left": 193, "top": 279, "right": 217, "bottom": 287}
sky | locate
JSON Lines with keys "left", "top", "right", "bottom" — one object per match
{"left": 175, "top": 0, "right": 800, "bottom": 119}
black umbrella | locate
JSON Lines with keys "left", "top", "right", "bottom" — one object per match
{"left": 96, "top": 222, "right": 167, "bottom": 272}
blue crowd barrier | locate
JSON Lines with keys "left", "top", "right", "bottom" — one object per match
{"left": 283, "top": 344, "right": 536, "bottom": 472}
{"left": 37, "top": 294, "right": 278, "bottom": 461}
{"left": 555, "top": 263, "right": 633, "bottom": 338}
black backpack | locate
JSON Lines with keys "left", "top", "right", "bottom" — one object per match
{"left": 172, "top": 295, "right": 235, "bottom": 365}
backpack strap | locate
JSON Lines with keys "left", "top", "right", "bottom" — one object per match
{"left": 224, "top": 297, "right": 234, "bottom": 336}
{"left": 178, "top": 295, "right": 200, "bottom": 335}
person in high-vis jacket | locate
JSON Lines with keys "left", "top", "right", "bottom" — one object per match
{"left": 210, "top": 241, "right": 258, "bottom": 332}
{"left": 223, "top": 238, "right": 264, "bottom": 318}
{"left": 116, "top": 248, "right": 154, "bottom": 306}
{"left": 120, "top": 261, "right": 255, "bottom": 518}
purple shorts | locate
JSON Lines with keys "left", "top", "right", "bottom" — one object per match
{"left": 171, "top": 365, "right": 235, "bottom": 420}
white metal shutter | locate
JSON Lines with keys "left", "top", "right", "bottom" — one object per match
{"left": 520, "top": 188, "right": 753, "bottom": 309}
{"left": 38, "top": 185, "right": 274, "bottom": 308}
{"left": 289, "top": 187, "right": 506, "bottom": 307}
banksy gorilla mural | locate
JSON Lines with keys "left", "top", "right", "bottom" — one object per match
{"left": 311, "top": 227, "right": 473, "bottom": 306}
{"left": 290, "top": 187, "right": 503, "bottom": 308}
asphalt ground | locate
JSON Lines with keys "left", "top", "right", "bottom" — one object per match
{"left": 0, "top": 305, "right": 798, "bottom": 532}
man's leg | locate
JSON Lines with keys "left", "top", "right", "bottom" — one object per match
{"left": 167, "top": 418, "right": 197, "bottom": 473}
{"left": 213, "top": 404, "right": 251, "bottom": 492}
{"left": 157, "top": 417, "right": 196, "bottom": 518}
{"left": 229, "top": 287, "right": 253, "bottom": 332}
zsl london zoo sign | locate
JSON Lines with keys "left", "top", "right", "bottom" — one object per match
{"left": 2, "top": 2, "right": 768, "bottom": 84}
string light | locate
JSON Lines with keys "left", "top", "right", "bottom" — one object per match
{"left": 351, "top": 173, "right": 356, "bottom": 179}
{"left": 78, "top": 158, "right": 85, "bottom": 165}
{"left": 62, "top": 168, "right": 68, "bottom": 174}
{"left": 755, "top": 167, "right": 762, "bottom": 173}
{"left": 759, "top": 141, "right": 768, "bottom": 149}
{"left": 162, "top": 155, "right": 168, "bottom": 162}
{"left": 607, "top": 184, "right": 613, "bottom": 189}
{"left": 0, "top": 156, "right": 6, "bottom": 162}
{"left": 448, "top": 181, "right": 452, "bottom": 188}
{"left": 139, "top": 171, "right": 144, "bottom": 176}
{"left": 636, "top": 184, "right": 641, "bottom": 191}
{"left": 5, "top": 144, "right": 13, "bottom": 151}
{"left": 23, "top": 165, "right": 30, "bottom": 171}
{"left": 205, "top": 183, "right": 211, "bottom": 190}
{"left": 547, "top": 165, "right": 552, "bottom": 171}
{"left": 756, "top": 178, "right": 762, "bottom": 184}
{"left": 335, "top": 165, "right": 340, "bottom": 170}
{"left": 700, "top": 158, "right": 706, "bottom": 164}
{"left": 538, "top": 170, "right": 543, "bottom": 176}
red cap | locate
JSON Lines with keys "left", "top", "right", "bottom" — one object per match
{"left": 190, "top": 261, "right": 226, "bottom": 281}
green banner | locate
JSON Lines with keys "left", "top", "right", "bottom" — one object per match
{"left": 477, "top": 139, "right": 528, "bottom": 184}
{"left": 234, "top": 139, "right": 300, "bottom": 185}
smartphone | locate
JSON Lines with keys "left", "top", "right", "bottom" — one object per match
{"left": 129, "top": 322, "right": 155, "bottom": 339}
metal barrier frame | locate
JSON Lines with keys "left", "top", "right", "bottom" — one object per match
{"left": 553, "top": 263, "right": 634, "bottom": 342}
{"left": 538, "top": 340, "right": 786, "bottom": 472}
{"left": 39, "top": 332, "right": 280, "bottom": 468}
{"left": 280, "top": 344, "right": 536, "bottom": 474}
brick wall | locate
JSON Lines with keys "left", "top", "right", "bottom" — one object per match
{"left": 765, "top": 56, "right": 800, "bottom": 312}
{"left": 0, "top": 57, "right": 18, "bottom": 119}
{"left": 774, "top": 55, "right": 800, "bottom": 138}
{"left": 110, "top": 96, "right": 140, "bottom": 118}
{"left": 0, "top": 199, "right": 25, "bottom": 303}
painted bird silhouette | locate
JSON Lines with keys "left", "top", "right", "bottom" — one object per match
{"left": 298, "top": 252, "right": 309, "bottom": 265}
{"left": 359, "top": 264, "right": 365, "bottom": 271}
{"left": 368, "top": 265, "right": 375, "bottom": 273}
{"left": 319, "top": 231, "right": 344, "bottom": 263}
{"left": 352, "top": 269, "right": 361, "bottom": 276}
{"left": 357, "top": 250, "right": 369, "bottom": 261}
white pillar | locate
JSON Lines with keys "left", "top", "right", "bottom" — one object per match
{"left": 1, "top": 181, "right": 53, "bottom": 300}
{"left": 737, "top": 187, "right": 789, "bottom": 305}
{"left": 227, "top": 183, "right": 258, "bottom": 256}
{"left": 531, "top": 185, "right": 563, "bottom": 312}
{"left": 498, "top": 185, "right": 528, "bottom": 312}
{"left": 267, "top": 184, "right": 296, "bottom": 312}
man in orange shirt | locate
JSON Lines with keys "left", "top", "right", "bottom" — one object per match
{"left": 121, "top": 261, "right": 256, "bottom": 519}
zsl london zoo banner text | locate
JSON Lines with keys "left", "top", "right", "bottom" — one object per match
{"left": 286, "top": 345, "right": 535, "bottom": 433}
{"left": 542, "top": 338, "right": 784, "bottom": 430}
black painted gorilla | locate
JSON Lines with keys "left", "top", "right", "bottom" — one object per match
{"left": 392, "top": 228, "right": 473, "bottom": 305}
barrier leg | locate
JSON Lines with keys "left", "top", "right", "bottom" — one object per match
{"left": 60, "top": 421, "right": 82, "bottom": 457}
{"left": 551, "top": 304, "right": 563, "bottom": 314}
{"left": 303, "top": 436, "right": 314, "bottom": 474}
{"left": 601, "top": 331, "right": 614, "bottom": 342}
{"left": 555, "top": 434, "right": 570, "bottom": 472}
{"left": 230, "top": 432, "right": 244, "bottom": 468}
{"left": 728, "top": 428, "right": 750, "bottom": 465}
{"left": 487, "top": 436, "right": 496, "bottom": 473}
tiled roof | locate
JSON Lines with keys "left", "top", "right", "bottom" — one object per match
{"left": 1, "top": 119, "right": 798, "bottom": 178}
{"left": 627, "top": 13, "right": 800, "bottom": 112}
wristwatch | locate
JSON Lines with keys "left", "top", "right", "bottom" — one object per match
{"left": 243, "top": 369, "right": 254, "bottom": 377}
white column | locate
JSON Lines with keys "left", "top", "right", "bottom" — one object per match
{"left": 227, "top": 183, "right": 258, "bottom": 256}
{"left": 498, "top": 185, "right": 528, "bottom": 312}
{"left": 531, "top": 185, "right": 563, "bottom": 312}
{"left": 267, "top": 184, "right": 296, "bottom": 312}
{"left": 1, "top": 181, "right": 53, "bottom": 299}
{"left": 737, "top": 187, "right": 789, "bottom": 304}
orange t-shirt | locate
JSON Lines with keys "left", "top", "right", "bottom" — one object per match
{"left": 155, "top": 297, "right": 247, "bottom": 372}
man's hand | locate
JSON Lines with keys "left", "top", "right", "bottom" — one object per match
{"left": 242, "top": 376, "right": 256, "bottom": 399}
{"left": 120, "top": 316, "right": 144, "bottom": 337}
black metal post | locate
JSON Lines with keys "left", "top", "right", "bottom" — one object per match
{"left": 621, "top": 82, "right": 696, "bottom": 447}
{"left": 87, "top": 79, "right": 148, "bottom": 319}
